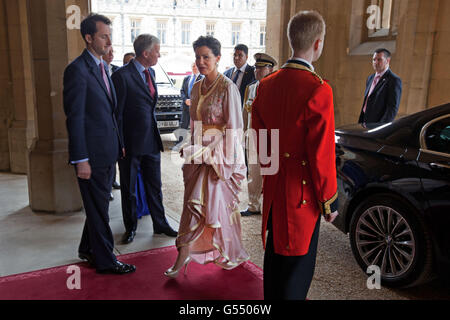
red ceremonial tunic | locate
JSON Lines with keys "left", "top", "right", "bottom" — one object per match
{"left": 252, "top": 61, "right": 338, "bottom": 256}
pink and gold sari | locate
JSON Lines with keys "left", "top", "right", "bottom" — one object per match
{"left": 176, "top": 73, "right": 249, "bottom": 269}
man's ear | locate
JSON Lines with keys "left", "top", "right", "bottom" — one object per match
{"left": 314, "top": 38, "right": 321, "bottom": 51}
{"left": 84, "top": 34, "right": 93, "bottom": 45}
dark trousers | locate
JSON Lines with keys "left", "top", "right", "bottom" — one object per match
{"left": 180, "top": 104, "right": 190, "bottom": 130}
{"left": 264, "top": 212, "right": 321, "bottom": 300}
{"left": 77, "top": 164, "right": 117, "bottom": 270}
{"left": 119, "top": 153, "right": 169, "bottom": 233}
{"left": 178, "top": 104, "right": 190, "bottom": 143}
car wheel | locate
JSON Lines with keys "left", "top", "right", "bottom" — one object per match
{"left": 349, "top": 193, "right": 433, "bottom": 288}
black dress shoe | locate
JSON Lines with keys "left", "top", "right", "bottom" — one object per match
{"left": 154, "top": 226, "right": 178, "bottom": 237}
{"left": 121, "top": 230, "right": 136, "bottom": 244}
{"left": 78, "top": 252, "right": 95, "bottom": 267}
{"left": 97, "top": 261, "right": 136, "bottom": 275}
{"left": 109, "top": 192, "right": 114, "bottom": 201}
{"left": 240, "top": 209, "right": 261, "bottom": 217}
{"left": 112, "top": 181, "right": 120, "bottom": 189}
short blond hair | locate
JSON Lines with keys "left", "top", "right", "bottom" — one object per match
{"left": 288, "top": 10, "right": 325, "bottom": 53}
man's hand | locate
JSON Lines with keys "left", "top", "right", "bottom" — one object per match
{"left": 324, "top": 210, "right": 339, "bottom": 223}
{"left": 122, "top": 148, "right": 126, "bottom": 159}
{"left": 76, "top": 161, "right": 91, "bottom": 180}
{"left": 186, "top": 99, "right": 191, "bottom": 106}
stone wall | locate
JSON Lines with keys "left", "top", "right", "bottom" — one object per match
{"left": 266, "top": 0, "right": 450, "bottom": 127}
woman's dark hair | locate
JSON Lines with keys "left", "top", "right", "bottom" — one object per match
{"left": 80, "top": 13, "right": 111, "bottom": 42}
{"left": 193, "top": 36, "right": 221, "bottom": 57}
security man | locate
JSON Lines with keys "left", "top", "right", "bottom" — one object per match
{"left": 241, "top": 53, "right": 277, "bottom": 217}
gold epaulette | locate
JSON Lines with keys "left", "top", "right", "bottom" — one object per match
{"left": 281, "top": 63, "right": 324, "bottom": 84}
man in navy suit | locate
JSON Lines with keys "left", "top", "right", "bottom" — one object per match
{"left": 224, "top": 44, "right": 255, "bottom": 106}
{"left": 173, "top": 62, "right": 203, "bottom": 149}
{"left": 359, "top": 48, "right": 402, "bottom": 124}
{"left": 103, "top": 46, "right": 121, "bottom": 196}
{"left": 63, "top": 13, "right": 136, "bottom": 275}
{"left": 112, "top": 34, "right": 178, "bottom": 244}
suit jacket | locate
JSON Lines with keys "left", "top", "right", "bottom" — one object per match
{"left": 63, "top": 49, "right": 121, "bottom": 168}
{"left": 359, "top": 69, "right": 402, "bottom": 123}
{"left": 180, "top": 73, "right": 203, "bottom": 108}
{"left": 224, "top": 64, "right": 255, "bottom": 106}
{"left": 110, "top": 64, "right": 120, "bottom": 75}
{"left": 112, "top": 60, "right": 163, "bottom": 156}
{"left": 252, "top": 60, "right": 338, "bottom": 256}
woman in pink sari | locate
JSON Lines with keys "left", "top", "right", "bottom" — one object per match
{"left": 165, "top": 36, "right": 249, "bottom": 278}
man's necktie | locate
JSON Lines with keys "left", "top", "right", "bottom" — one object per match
{"left": 232, "top": 69, "right": 241, "bottom": 84}
{"left": 188, "top": 74, "right": 196, "bottom": 97}
{"left": 99, "top": 62, "right": 111, "bottom": 97}
{"left": 363, "top": 74, "right": 381, "bottom": 113}
{"left": 143, "top": 69, "right": 156, "bottom": 99}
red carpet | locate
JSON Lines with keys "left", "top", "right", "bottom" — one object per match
{"left": 0, "top": 246, "right": 263, "bottom": 300}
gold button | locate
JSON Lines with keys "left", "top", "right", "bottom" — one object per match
{"left": 302, "top": 180, "right": 307, "bottom": 185}
{"left": 284, "top": 152, "right": 290, "bottom": 158}
{"left": 302, "top": 160, "right": 307, "bottom": 166}
{"left": 286, "top": 245, "right": 290, "bottom": 250}
{"left": 302, "top": 200, "right": 307, "bottom": 205}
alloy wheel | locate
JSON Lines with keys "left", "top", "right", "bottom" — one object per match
{"left": 355, "top": 205, "right": 416, "bottom": 279}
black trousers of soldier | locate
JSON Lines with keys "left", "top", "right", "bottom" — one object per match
{"left": 263, "top": 209, "right": 321, "bottom": 300}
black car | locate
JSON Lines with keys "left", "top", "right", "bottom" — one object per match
{"left": 333, "top": 103, "right": 450, "bottom": 288}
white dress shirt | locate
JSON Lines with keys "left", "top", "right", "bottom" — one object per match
{"left": 231, "top": 63, "right": 248, "bottom": 89}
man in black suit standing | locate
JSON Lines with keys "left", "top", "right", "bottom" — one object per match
{"left": 103, "top": 46, "right": 121, "bottom": 196}
{"left": 224, "top": 44, "right": 256, "bottom": 106}
{"left": 104, "top": 47, "right": 120, "bottom": 76}
{"left": 112, "top": 34, "right": 178, "bottom": 244}
{"left": 359, "top": 48, "right": 402, "bottom": 124}
{"left": 123, "top": 52, "right": 136, "bottom": 65}
{"left": 63, "top": 13, "right": 136, "bottom": 275}
{"left": 173, "top": 62, "right": 203, "bottom": 150}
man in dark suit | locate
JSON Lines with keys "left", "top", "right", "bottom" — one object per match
{"left": 173, "top": 62, "right": 203, "bottom": 149}
{"left": 224, "top": 44, "right": 255, "bottom": 106}
{"left": 112, "top": 34, "right": 178, "bottom": 244}
{"left": 63, "top": 13, "right": 135, "bottom": 275}
{"left": 359, "top": 48, "right": 402, "bottom": 124}
{"left": 103, "top": 46, "right": 121, "bottom": 196}
{"left": 104, "top": 47, "right": 120, "bottom": 76}
{"left": 123, "top": 52, "right": 136, "bottom": 65}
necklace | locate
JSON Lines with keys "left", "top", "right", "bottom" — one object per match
{"left": 202, "top": 73, "right": 220, "bottom": 92}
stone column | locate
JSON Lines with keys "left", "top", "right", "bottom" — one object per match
{"left": 5, "top": 0, "right": 36, "bottom": 174}
{"left": 266, "top": 0, "right": 295, "bottom": 66}
{"left": 0, "top": 0, "right": 14, "bottom": 171}
{"left": 27, "top": 0, "right": 90, "bottom": 212}
{"left": 427, "top": 0, "right": 450, "bottom": 107}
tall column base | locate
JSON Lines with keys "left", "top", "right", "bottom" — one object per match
{"left": 28, "top": 138, "right": 82, "bottom": 213}
{"left": 8, "top": 120, "right": 34, "bottom": 174}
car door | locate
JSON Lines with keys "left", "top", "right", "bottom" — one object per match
{"left": 417, "top": 114, "right": 450, "bottom": 270}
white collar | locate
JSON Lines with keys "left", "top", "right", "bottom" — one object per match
{"left": 375, "top": 67, "right": 389, "bottom": 78}
{"left": 236, "top": 63, "right": 248, "bottom": 73}
{"left": 87, "top": 49, "right": 103, "bottom": 66}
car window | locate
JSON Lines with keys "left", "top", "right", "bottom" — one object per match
{"left": 425, "top": 117, "right": 450, "bottom": 155}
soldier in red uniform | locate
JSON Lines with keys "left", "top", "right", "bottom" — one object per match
{"left": 252, "top": 10, "right": 339, "bottom": 300}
